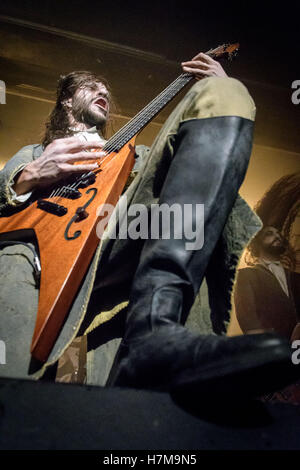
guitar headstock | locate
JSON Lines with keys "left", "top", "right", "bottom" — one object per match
{"left": 206, "top": 43, "right": 239, "bottom": 61}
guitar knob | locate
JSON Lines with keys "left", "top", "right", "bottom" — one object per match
{"left": 75, "top": 207, "right": 89, "bottom": 221}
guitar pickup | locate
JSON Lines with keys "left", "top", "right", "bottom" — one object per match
{"left": 37, "top": 199, "right": 68, "bottom": 216}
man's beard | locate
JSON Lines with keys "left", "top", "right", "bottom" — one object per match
{"left": 71, "top": 94, "right": 107, "bottom": 129}
{"left": 263, "top": 239, "right": 288, "bottom": 257}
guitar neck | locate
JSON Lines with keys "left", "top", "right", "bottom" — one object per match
{"left": 103, "top": 43, "right": 237, "bottom": 153}
{"left": 104, "top": 72, "right": 194, "bottom": 153}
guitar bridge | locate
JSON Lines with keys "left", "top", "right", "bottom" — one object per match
{"left": 60, "top": 187, "right": 82, "bottom": 199}
{"left": 77, "top": 172, "right": 96, "bottom": 188}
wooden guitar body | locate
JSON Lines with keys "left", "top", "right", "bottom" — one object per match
{"left": 0, "top": 139, "right": 136, "bottom": 362}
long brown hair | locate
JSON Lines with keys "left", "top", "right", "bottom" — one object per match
{"left": 42, "top": 71, "right": 114, "bottom": 147}
{"left": 245, "top": 172, "right": 300, "bottom": 269}
{"left": 245, "top": 227, "right": 295, "bottom": 269}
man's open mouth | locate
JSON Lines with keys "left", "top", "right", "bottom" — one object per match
{"left": 93, "top": 97, "right": 108, "bottom": 112}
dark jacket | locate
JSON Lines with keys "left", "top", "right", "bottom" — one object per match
{"left": 234, "top": 265, "right": 300, "bottom": 339}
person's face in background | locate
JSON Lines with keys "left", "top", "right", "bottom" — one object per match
{"left": 259, "top": 226, "right": 288, "bottom": 257}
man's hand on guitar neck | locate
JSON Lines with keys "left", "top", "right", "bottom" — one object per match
{"left": 181, "top": 52, "right": 228, "bottom": 80}
{"left": 13, "top": 136, "right": 105, "bottom": 196}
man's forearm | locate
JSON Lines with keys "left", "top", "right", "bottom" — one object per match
{"left": 12, "top": 164, "right": 37, "bottom": 196}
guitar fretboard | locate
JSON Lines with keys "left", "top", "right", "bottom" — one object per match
{"left": 103, "top": 72, "right": 194, "bottom": 153}
{"left": 102, "top": 43, "right": 237, "bottom": 153}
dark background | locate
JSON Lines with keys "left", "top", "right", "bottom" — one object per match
{"left": 0, "top": 0, "right": 298, "bottom": 85}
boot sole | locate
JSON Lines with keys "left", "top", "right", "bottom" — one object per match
{"left": 171, "top": 342, "right": 300, "bottom": 400}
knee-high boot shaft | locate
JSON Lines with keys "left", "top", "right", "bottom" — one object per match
{"left": 124, "top": 116, "right": 254, "bottom": 339}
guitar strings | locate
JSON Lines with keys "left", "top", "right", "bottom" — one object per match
{"left": 104, "top": 73, "right": 192, "bottom": 153}
{"left": 102, "top": 43, "right": 224, "bottom": 152}
{"left": 100, "top": 44, "right": 225, "bottom": 152}
{"left": 53, "top": 75, "right": 191, "bottom": 202}
{"left": 50, "top": 73, "right": 192, "bottom": 203}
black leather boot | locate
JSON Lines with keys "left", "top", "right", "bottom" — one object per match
{"left": 110, "top": 117, "right": 298, "bottom": 397}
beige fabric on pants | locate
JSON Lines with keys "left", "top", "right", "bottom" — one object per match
{"left": 181, "top": 77, "right": 256, "bottom": 122}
